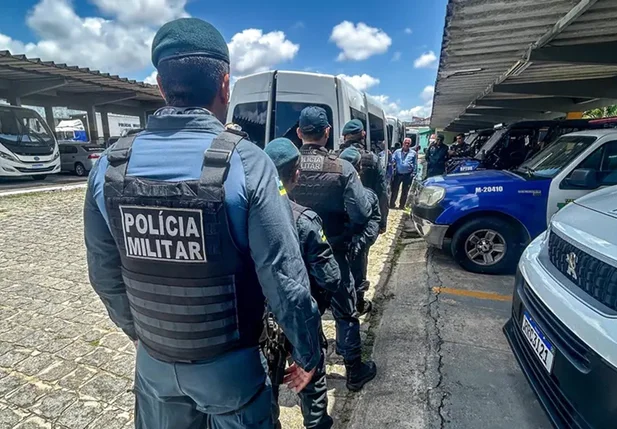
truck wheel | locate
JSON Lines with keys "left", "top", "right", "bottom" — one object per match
{"left": 74, "top": 162, "right": 86, "bottom": 177}
{"left": 451, "top": 217, "right": 520, "bottom": 274}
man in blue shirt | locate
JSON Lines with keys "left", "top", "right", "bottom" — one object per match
{"left": 390, "top": 137, "right": 417, "bottom": 209}
{"left": 84, "top": 18, "right": 321, "bottom": 429}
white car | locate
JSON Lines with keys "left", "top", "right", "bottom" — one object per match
{"left": 504, "top": 185, "right": 617, "bottom": 429}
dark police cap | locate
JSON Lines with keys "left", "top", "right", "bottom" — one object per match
{"left": 264, "top": 138, "right": 301, "bottom": 169}
{"left": 342, "top": 119, "right": 364, "bottom": 136}
{"left": 152, "top": 18, "right": 230, "bottom": 68}
{"left": 339, "top": 147, "right": 362, "bottom": 166}
{"left": 299, "top": 106, "right": 330, "bottom": 134}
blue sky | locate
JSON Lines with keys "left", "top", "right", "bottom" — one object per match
{"left": 0, "top": 0, "right": 447, "bottom": 119}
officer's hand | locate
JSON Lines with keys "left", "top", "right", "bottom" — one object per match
{"left": 283, "top": 363, "right": 316, "bottom": 393}
{"left": 379, "top": 226, "right": 387, "bottom": 234}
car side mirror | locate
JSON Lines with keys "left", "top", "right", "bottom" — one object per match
{"left": 567, "top": 168, "right": 598, "bottom": 188}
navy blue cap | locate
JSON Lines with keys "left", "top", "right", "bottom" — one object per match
{"left": 264, "top": 138, "right": 300, "bottom": 170}
{"left": 299, "top": 106, "right": 330, "bottom": 134}
{"left": 339, "top": 147, "right": 362, "bottom": 166}
{"left": 342, "top": 119, "right": 364, "bottom": 136}
{"left": 152, "top": 18, "right": 230, "bottom": 68}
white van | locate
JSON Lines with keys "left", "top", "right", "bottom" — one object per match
{"left": 228, "top": 71, "right": 389, "bottom": 157}
{"left": 504, "top": 185, "right": 617, "bottom": 428}
{"left": 387, "top": 116, "right": 404, "bottom": 148}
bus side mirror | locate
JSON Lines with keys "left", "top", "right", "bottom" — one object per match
{"left": 567, "top": 169, "right": 597, "bottom": 188}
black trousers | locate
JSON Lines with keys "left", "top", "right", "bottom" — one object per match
{"left": 390, "top": 173, "right": 413, "bottom": 208}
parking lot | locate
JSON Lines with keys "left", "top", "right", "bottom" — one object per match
{"left": 0, "top": 189, "right": 552, "bottom": 429}
{"left": 0, "top": 175, "right": 87, "bottom": 196}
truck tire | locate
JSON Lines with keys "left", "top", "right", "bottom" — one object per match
{"left": 451, "top": 217, "right": 520, "bottom": 275}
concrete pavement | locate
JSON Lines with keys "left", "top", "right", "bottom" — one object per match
{"left": 347, "top": 220, "right": 551, "bottom": 429}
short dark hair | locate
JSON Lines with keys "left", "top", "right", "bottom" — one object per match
{"left": 301, "top": 128, "right": 327, "bottom": 142}
{"left": 457, "top": 133, "right": 464, "bottom": 139}
{"left": 278, "top": 158, "right": 300, "bottom": 185}
{"left": 157, "top": 56, "right": 229, "bottom": 107}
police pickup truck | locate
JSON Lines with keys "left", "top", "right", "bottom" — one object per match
{"left": 504, "top": 185, "right": 617, "bottom": 428}
{"left": 412, "top": 129, "right": 617, "bottom": 274}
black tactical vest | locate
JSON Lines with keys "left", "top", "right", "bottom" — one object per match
{"left": 338, "top": 140, "right": 379, "bottom": 193}
{"left": 291, "top": 145, "right": 347, "bottom": 242}
{"left": 103, "top": 131, "right": 264, "bottom": 363}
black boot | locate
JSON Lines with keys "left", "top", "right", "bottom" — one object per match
{"left": 345, "top": 358, "right": 377, "bottom": 392}
{"left": 356, "top": 298, "right": 373, "bottom": 315}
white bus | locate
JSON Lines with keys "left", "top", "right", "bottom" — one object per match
{"left": 0, "top": 105, "right": 60, "bottom": 180}
{"left": 228, "top": 71, "right": 389, "bottom": 159}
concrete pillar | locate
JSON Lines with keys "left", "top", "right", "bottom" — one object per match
{"left": 86, "top": 106, "right": 99, "bottom": 143}
{"left": 101, "top": 111, "right": 111, "bottom": 141}
{"left": 139, "top": 111, "right": 147, "bottom": 129}
{"left": 44, "top": 105, "right": 55, "bottom": 129}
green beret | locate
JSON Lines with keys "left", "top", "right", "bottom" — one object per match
{"left": 264, "top": 138, "right": 300, "bottom": 170}
{"left": 152, "top": 18, "right": 230, "bottom": 68}
{"left": 342, "top": 119, "right": 364, "bottom": 136}
{"left": 340, "top": 147, "right": 362, "bottom": 166}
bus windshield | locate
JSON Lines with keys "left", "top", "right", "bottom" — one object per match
{"left": 474, "top": 128, "right": 506, "bottom": 160}
{"left": 0, "top": 108, "right": 55, "bottom": 151}
{"left": 515, "top": 135, "right": 597, "bottom": 179}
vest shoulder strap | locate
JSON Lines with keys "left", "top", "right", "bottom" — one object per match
{"left": 104, "top": 133, "right": 140, "bottom": 186}
{"left": 290, "top": 201, "right": 310, "bottom": 223}
{"left": 199, "top": 130, "right": 244, "bottom": 197}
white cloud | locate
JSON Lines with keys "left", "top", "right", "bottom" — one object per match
{"left": 420, "top": 85, "right": 434, "bottom": 101}
{"left": 330, "top": 21, "right": 392, "bottom": 61}
{"left": 392, "top": 51, "right": 402, "bottom": 62}
{"left": 337, "top": 74, "right": 380, "bottom": 92}
{"left": 414, "top": 51, "right": 438, "bottom": 69}
{"left": 404, "top": 28, "right": 413, "bottom": 34}
{"left": 398, "top": 103, "right": 432, "bottom": 121}
{"left": 228, "top": 29, "right": 299, "bottom": 76}
{"left": 0, "top": 0, "right": 163, "bottom": 74}
{"left": 367, "top": 94, "right": 400, "bottom": 116}
{"left": 143, "top": 70, "right": 158, "bottom": 85}
{"left": 92, "top": 0, "right": 188, "bottom": 25}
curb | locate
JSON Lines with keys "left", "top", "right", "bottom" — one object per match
{"left": 0, "top": 183, "right": 87, "bottom": 198}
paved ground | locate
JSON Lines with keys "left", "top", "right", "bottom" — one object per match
{"left": 0, "top": 175, "right": 86, "bottom": 195}
{"left": 347, "top": 220, "right": 552, "bottom": 429}
{"left": 0, "top": 188, "right": 404, "bottom": 429}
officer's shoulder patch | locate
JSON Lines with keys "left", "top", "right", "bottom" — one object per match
{"left": 276, "top": 178, "right": 287, "bottom": 196}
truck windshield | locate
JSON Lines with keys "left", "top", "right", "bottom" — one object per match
{"left": 515, "top": 135, "right": 597, "bottom": 178}
{"left": 474, "top": 128, "right": 506, "bottom": 160}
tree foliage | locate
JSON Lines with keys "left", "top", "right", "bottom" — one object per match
{"left": 583, "top": 105, "right": 617, "bottom": 119}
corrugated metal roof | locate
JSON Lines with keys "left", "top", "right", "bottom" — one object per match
{"left": 0, "top": 50, "right": 163, "bottom": 108}
{"left": 431, "top": 0, "right": 617, "bottom": 132}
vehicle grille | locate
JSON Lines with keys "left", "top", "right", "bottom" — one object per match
{"left": 548, "top": 231, "right": 617, "bottom": 312}
{"left": 15, "top": 166, "right": 55, "bottom": 173}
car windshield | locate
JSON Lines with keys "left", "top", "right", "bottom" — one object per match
{"left": 474, "top": 128, "right": 506, "bottom": 160}
{"left": 0, "top": 108, "right": 54, "bottom": 148}
{"left": 515, "top": 135, "right": 597, "bottom": 178}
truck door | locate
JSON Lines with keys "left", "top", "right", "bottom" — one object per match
{"left": 274, "top": 72, "right": 338, "bottom": 150}
{"left": 547, "top": 138, "right": 617, "bottom": 222}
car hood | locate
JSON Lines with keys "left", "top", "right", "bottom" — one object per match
{"left": 424, "top": 169, "right": 524, "bottom": 187}
{"left": 573, "top": 185, "right": 617, "bottom": 220}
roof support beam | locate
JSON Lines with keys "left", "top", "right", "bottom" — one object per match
{"left": 464, "top": 108, "right": 557, "bottom": 119}
{"left": 494, "top": 77, "right": 617, "bottom": 99}
{"left": 530, "top": 41, "right": 617, "bottom": 65}
{"left": 63, "top": 91, "right": 137, "bottom": 106}
{"left": 476, "top": 96, "right": 617, "bottom": 112}
{"left": 10, "top": 78, "right": 68, "bottom": 97}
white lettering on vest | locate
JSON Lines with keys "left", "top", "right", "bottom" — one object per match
{"left": 120, "top": 206, "right": 207, "bottom": 263}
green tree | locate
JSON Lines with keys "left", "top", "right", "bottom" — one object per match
{"left": 584, "top": 105, "right": 617, "bottom": 119}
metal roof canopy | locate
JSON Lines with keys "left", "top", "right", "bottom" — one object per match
{"left": 0, "top": 51, "right": 164, "bottom": 117}
{"left": 431, "top": 0, "right": 617, "bottom": 133}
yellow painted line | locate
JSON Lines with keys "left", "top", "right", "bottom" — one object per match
{"left": 432, "top": 287, "right": 512, "bottom": 302}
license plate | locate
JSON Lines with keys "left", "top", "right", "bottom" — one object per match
{"left": 521, "top": 311, "right": 555, "bottom": 373}
{"left": 32, "top": 163, "right": 43, "bottom": 168}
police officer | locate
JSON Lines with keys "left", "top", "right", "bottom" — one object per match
{"left": 265, "top": 137, "right": 340, "bottom": 429}
{"left": 340, "top": 119, "right": 389, "bottom": 234}
{"left": 83, "top": 18, "right": 321, "bottom": 429}
{"left": 290, "top": 107, "right": 377, "bottom": 391}
{"left": 426, "top": 134, "right": 449, "bottom": 178}
{"left": 339, "top": 147, "right": 381, "bottom": 315}
{"left": 448, "top": 133, "right": 471, "bottom": 158}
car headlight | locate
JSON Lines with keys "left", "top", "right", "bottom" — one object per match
{"left": 52, "top": 150, "right": 60, "bottom": 160}
{"left": 417, "top": 185, "right": 445, "bottom": 207}
{"left": 0, "top": 151, "right": 17, "bottom": 162}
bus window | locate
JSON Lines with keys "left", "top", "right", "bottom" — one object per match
{"left": 368, "top": 112, "right": 385, "bottom": 152}
{"left": 274, "top": 102, "right": 334, "bottom": 150}
{"left": 350, "top": 108, "right": 367, "bottom": 132}
{"left": 232, "top": 102, "right": 268, "bottom": 148}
